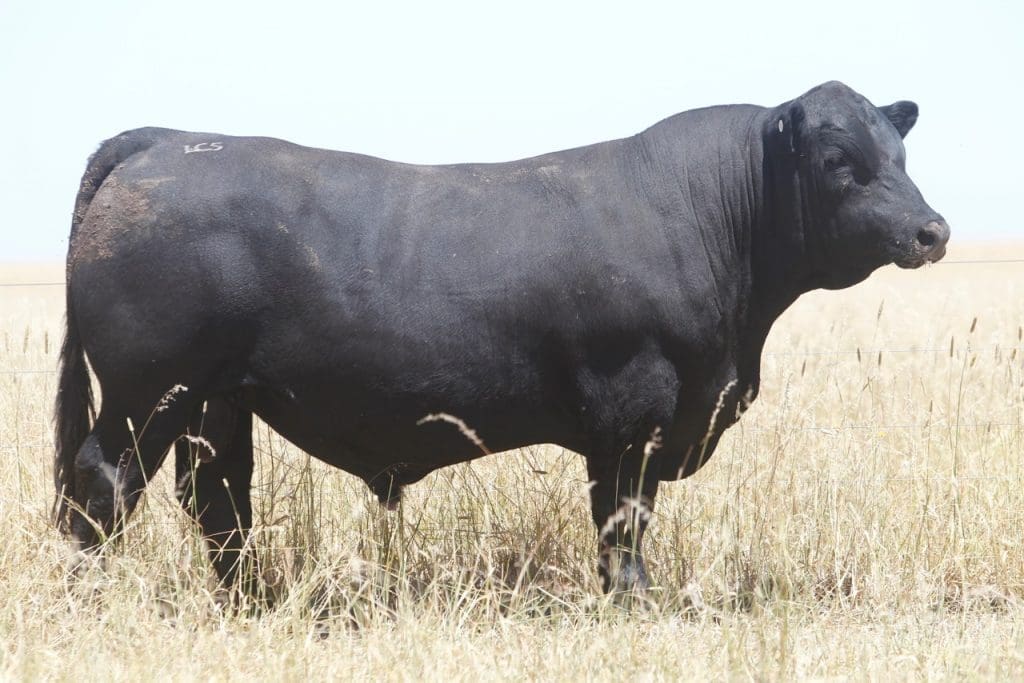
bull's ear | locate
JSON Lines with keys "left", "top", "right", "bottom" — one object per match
{"left": 879, "top": 100, "right": 918, "bottom": 138}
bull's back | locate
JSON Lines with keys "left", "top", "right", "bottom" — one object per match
{"left": 73, "top": 127, "right": 657, "bottom": 337}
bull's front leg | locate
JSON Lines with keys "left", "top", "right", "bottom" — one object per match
{"left": 586, "top": 448, "right": 661, "bottom": 593}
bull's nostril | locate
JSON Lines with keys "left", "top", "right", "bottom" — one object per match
{"left": 916, "top": 228, "right": 937, "bottom": 248}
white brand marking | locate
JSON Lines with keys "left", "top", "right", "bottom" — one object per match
{"left": 778, "top": 119, "right": 784, "bottom": 133}
{"left": 184, "top": 142, "right": 224, "bottom": 154}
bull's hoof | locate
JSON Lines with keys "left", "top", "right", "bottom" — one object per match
{"left": 611, "top": 562, "right": 650, "bottom": 594}
{"left": 64, "top": 546, "right": 108, "bottom": 581}
{"left": 600, "top": 552, "right": 651, "bottom": 595}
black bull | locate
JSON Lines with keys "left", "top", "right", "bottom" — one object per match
{"left": 55, "top": 82, "right": 949, "bottom": 592}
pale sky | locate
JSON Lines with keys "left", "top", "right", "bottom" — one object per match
{"left": 1, "top": 0, "right": 1019, "bottom": 260}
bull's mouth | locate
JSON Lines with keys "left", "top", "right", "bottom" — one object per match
{"left": 893, "top": 243, "right": 946, "bottom": 269}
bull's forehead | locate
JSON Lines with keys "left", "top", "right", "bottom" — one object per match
{"left": 799, "top": 82, "right": 905, "bottom": 159}
{"left": 801, "top": 83, "right": 874, "bottom": 125}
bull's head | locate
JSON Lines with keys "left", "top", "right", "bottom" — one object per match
{"left": 769, "top": 81, "right": 950, "bottom": 289}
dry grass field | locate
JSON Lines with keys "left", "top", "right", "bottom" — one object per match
{"left": 1, "top": 243, "right": 1022, "bottom": 680}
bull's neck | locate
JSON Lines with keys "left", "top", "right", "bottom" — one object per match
{"left": 634, "top": 106, "right": 815, "bottom": 346}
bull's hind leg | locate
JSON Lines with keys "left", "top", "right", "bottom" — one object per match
{"left": 69, "top": 389, "right": 191, "bottom": 552}
{"left": 174, "top": 399, "right": 257, "bottom": 594}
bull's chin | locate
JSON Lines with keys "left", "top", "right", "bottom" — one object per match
{"left": 893, "top": 255, "right": 929, "bottom": 269}
{"left": 893, "top": 245, "right": 947, "bottom": 269}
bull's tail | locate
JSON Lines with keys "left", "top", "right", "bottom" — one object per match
{"left": 54, "top": 128, "right": 165, "bottom": 532}
{"left": 53, "top": 287, "right": 94, "bottom": 532}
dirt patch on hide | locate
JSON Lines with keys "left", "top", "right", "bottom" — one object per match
{"left": 70, "top": 175, "right": 167, "bottom": 264}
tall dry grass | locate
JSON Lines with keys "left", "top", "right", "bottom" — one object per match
{"left": 0, "top": 244, "right": 1022, "bottom": 680}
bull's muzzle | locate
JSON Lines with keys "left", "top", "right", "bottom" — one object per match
{"left": 898, "top": 219, "right": 950, "bottom": 268}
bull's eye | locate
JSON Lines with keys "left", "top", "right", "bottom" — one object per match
{"left": 851, "top": 165, "right": 872, "bottom": 186}
{"left": 824, "top": 153, "right": 846, "bottom": 172}
{"left": 824, "top": 152, "right": 871, "bottom": 188}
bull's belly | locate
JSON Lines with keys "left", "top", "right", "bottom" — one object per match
{"left": 237, "top": 382, "right": 576, "bottom": 484}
